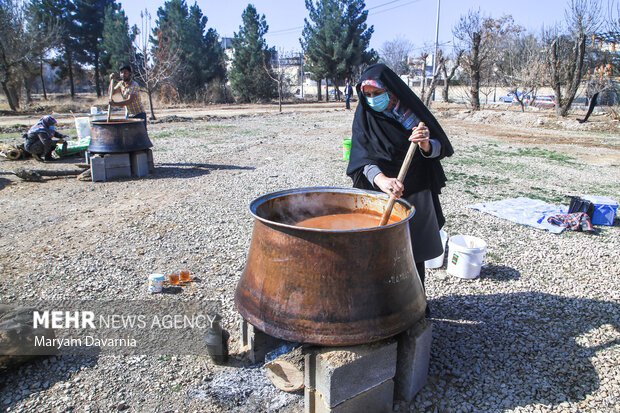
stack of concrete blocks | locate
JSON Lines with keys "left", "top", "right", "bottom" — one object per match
{"left": 305, "top": 340, "right": 397, "bottom": 413}
{"left": 239, "top": 318, "right": 433, "bottom": 413}
{"left": 89, "top": 149, "right": 154, "bottom": 182}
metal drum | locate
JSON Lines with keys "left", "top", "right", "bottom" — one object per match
{"left": 234, "top": 187, "right": 426, "bottom": 346}
{"left": 88, "top": 119, "right": 152, "bottom": 153}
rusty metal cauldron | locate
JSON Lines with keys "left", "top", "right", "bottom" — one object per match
{"left": 88, "top": 119, "right": 153, "bottom": 153}
{"left": 234, "top": 187, "right": 426, "bottom": 346}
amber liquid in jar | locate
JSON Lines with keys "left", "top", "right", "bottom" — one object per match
{"left": 180, "top": 270, "right": 190, "bottom": 282}
{"left": 169, "top": 273, "right": 180, "bottom": 285}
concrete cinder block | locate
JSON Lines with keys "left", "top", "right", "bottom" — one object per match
{"left": 305, "top": 379, "right": 394, "bottom": 413}
{"left": 239, "top": 320, "right": 288, "bottom": 364}
{"left": 305, "top": 339, "right": 397, "bottom": 408}
{"left": 104, "top": 165, "right": 131, "bottom": 180}
{"left": 146, "top": 148, "right": 154, "bottom": 172}
{"left": 130, "top": 151, "right": 149, "bottom": 177}
{"left": 90, "top": 155, "right": 105, "bottom": 182}
{"left": 394, "top": 320, "right": 433, "bottom": 402}
{"left": 103, "top": 153, "right": 130, "bottom": 168}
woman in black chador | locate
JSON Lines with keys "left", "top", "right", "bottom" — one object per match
{"left": 346, "top": 64, "right": 453, "bottom": 301}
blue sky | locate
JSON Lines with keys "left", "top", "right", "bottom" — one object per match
{"left": 118, "top": 0, "right": 572, "bottom": 53}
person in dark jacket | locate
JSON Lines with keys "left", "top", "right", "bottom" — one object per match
{"left": 24, "top": 116, "right": 67, "bottom": 162}
{"left": 346, "top": 64, "right": 453, "bottom": 312}
{"left": 344, "top": 79, "right": 353, "bottom": 109}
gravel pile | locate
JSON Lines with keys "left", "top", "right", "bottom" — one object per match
{"left": 0, "top": 106, "right": 618, "bottom": 412}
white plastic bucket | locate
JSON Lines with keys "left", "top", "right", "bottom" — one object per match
{"left": 75, "top": 117, "right": 91, "bottom": 139}
{"left": 447, "top": 235, "right": 487, "bottom": 279}
{"left": 425, "top": 230, "right": 448, "bottom": 269}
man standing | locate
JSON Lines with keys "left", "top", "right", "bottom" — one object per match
{"left": 109, "top": 64, "right": 147, "bottom": 130}
{"left": 344, "top": 79, "right": 353, "bottom": 110}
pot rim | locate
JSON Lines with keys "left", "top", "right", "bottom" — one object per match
{"left": 91, "top": 119, "right": 145, "bottom": 125}
{"left": 248, "top": 186, "right": 414, "bottom": 233}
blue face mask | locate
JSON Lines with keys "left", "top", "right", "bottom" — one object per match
{"left": 366, "top": 92, "right": 390, "bottom": 112}
{"left": 49, "top": 126, "right": 55, "bottom": 131}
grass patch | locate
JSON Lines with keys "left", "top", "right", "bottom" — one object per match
{"left": 152, "top": 129, "right": 192, "bottom": 139}
{"left": 0, "top": 132, "right": 25, "bottom": 142}
{"left": 464, "top": 189, "right": 480, "bottom": 198}
{"left": 517, "top": 190, "right": 565, "bottom": 204}
{"left": 447, "top": 171, "right": 510, "bottom": 187}
{"left": 515, "top": 147, "right": 575, "bottom": 162}
{"left": 203, "top": 124, "right": 234, "bottom": 129}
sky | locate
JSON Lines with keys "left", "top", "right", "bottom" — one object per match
{"left": 118, "top": 0, "right": 574, "bottom": 54}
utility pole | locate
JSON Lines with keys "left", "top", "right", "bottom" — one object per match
{"left": 300, "top": 52, "right": 304, "bottom": 98}
{"left": 431, "top": 0, "right": 440, "bottom": 101}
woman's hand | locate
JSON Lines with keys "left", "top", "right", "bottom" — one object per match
{"left": 374, "top": 173, "right": 404, "bottom": 200}
{"left": 409, "top": 122, "right": 430, "bottom": 153}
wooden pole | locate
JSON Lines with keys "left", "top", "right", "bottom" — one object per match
{"left": 106, "top": 80, "right": 114, "bottom": 122}
{"left": 379, "top": 122, "right": 425, "bottom": 226}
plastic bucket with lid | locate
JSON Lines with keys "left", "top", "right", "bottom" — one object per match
{"left": 342, "top": 138, "right": 352, "bottom": 161}
{"left": 425, "top": 229, "right": 448, "bottom": 269}
{"left": 447, "top": 235, "right": 487, "bottom": 279}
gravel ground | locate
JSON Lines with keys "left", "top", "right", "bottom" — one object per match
{"left": 0, "top": 103, "right": 619, "bottom": 412}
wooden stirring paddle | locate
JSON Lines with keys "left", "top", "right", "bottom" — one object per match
{"left": 379, "top": 122, "right": 424, "bottom": 226}
{"left": 106, "top": 79, "right": 114, "bottom": 122}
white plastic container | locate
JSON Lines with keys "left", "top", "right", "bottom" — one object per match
{"left": 75, "top": 117, "right": 91, "bottom": 139}
{"left": 447, "top": 235, "right": 487, "bottom": 279}
{"left": 90, "top": 106, "right": 98, "bottom": 114}
{"left": 148, "top": 273, "right": 165, "bottom": 293}
{"left": 425, "top": 230, "right": 448, "bottom": 269}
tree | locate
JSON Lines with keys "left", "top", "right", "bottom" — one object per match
{"left": 301, "top": 0, "right": 375, "bottom": 101}
{"left": 423, "top": 49, "right": 444, "bottom": 107}
{"left": 100, "top": 4, "right": 136, "bottom": 79}
{"left": 263, "top": 53, "right": 287, "bottom": 112}
{"left": 416, "top": 52, "right": 429, "bottom": 98}
{"left": 132, "top": 10, "right": 180, "bottom": 119}
{"left": 495, "top": 33, "right": 545, "bottom": 112}
{"left": 30, "top": 0, "right": 80, "bottom": 98}
{"left": 229, "top": 5, "right": 276, "bottom": 103}
{"left": 441, "top": 49, "right": 463, "bottom": 103}
{"left": 152, "top": 0, "right": 225, "bottom": 102}
{"left": 543, "top": 0, "right": 602, "bottom": 116}
{"left": 453, "top": 10, "right": 522, "bottom": 110}
{"left": 379, "top": 36, "right": 413, "bottom": 75}
{"left": 75, "top": 0, "right": 115, "bottom": 97}
{"left": 0, "top": 0, "right": 58, "bottom": 110}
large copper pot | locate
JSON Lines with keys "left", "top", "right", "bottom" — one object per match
{"left": 235, "top": 187, "right": 426, "bottom": 346}
{"left": 88, "top": 119, "right": 152, "bottom": 153}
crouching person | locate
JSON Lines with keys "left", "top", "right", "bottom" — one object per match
{"left": 24, "top": 116, "right": 67, "bottom": 162}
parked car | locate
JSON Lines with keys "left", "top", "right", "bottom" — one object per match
{"left": 498, "top": 92, "right": 516, "bottom": 102}
{"left": 511, "top": 92, "right": 531, "bottom": 104}
{"left": 530, "top": 95, "right": 556, "bottom": 108}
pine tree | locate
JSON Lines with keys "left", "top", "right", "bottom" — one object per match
{"left": 152, "top": 0, "right": 225, "bottom": 101}
{"left": 75, "top": 0, "right": 115, "bottom": 97}
{"left": 229, "top": 4, "right": 276, "bottom": 103}
{"left": 99, "top": 4, "right": 135, "bottom": 79}
{"left": 301, "top": 0, "right": 375, "bottom": 100}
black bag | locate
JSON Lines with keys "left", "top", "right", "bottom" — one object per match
{"left": 566, "top": 196, "right": 595, "bottom": 220}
